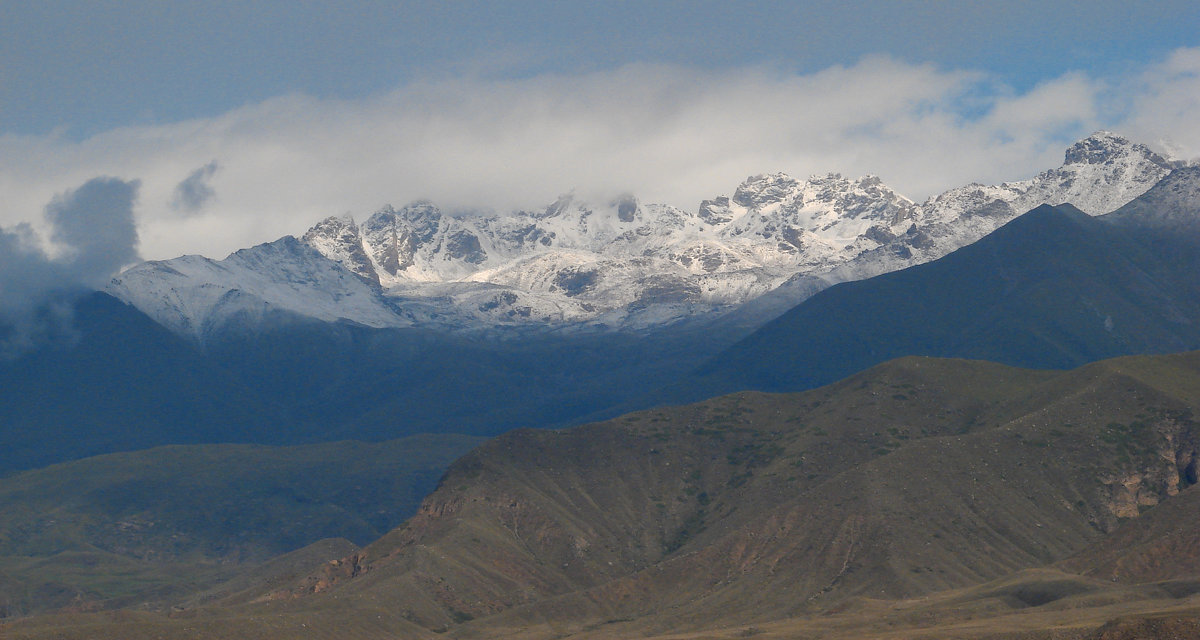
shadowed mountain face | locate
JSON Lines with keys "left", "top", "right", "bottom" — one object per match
{"left": 0, "top": 290, "right": 743, "bottom": 474}
{"left": 678, "top": 204, "right": 1200, "bottom": 402}
{"left": 198, "top": 315, "right": 742, "bottom": 444}
{"left": 0, "top": 292, "right": 278, "bottom": 472}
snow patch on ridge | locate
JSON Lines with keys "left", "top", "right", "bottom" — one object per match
{"left": 109, "top": 237, "right": 409, "bottom": 339}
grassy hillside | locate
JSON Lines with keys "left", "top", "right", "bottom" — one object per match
{"left": 312, "top": 351, "right": 1200, "bottom": 634}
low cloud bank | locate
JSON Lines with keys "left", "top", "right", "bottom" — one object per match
{"left": 0, "top": 177, "right": 140, "bottom": 357}
{"left": 1, "top": 50, "right": 1198, "bottom": 262}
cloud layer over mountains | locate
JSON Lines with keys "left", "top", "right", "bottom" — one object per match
{"left": 0, "top": 177, "right": 140, "bottom": 355}
{"left": 1, "top": 50, "right": 1199, "bottom": 261}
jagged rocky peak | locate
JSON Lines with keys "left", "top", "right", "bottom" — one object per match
{"left": 921, "top": 131, "right": 1178, "bottom": 223}
{"left": 727, "top": 172, "right": 915, "bottom": 223}
{"left": 540, "top": 193, "right": 575, "bottom": 219}
{"left": 732, "top": 172, "right": 802, "bottom": 208}
{"left": 1033, "top": 131, "right": 1176, "bottom": 215}
{"left": 807, "top": 173, "right": 917, "bottom": 224}
{"left": 300, "top": 213, "right": 357, "bottom": 252}
{"left": 1064, "top": 130, "right": 1172, "bottom": 168}
{"left": 367, "top": 201, "right": 444, "bottom": 242}
{"left": 358, "top": 202, "right": 437, "bottom": 277}
{"left": 698, "top": 195, "right": 733, "bottom": 225}
{"left": 301, "top": 214, "right": 380, "bottom": 287}
{"left": 218, "top": 130, "right": 1192, "bottom": 334}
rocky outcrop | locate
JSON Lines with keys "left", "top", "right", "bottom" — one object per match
{"left": 1100, "top": 410, "right": 1199, "bottom": 520}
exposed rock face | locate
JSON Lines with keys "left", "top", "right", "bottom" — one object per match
{"left": 294, "top": 553, "right": 369, "bottom": 596}
{"left": 1103, "top": 473, "right": 1162, "bottom": 518}
{"left": 698, "top": 195, "right": 734, "bottom": 225}
{"left": 301, "top": 215, "right": 380, "bottom": 288}
{"left": 1098, "top": 410, "right": 1199, "bottom": 522}
{"left": 615, "top": 194, "right": 639, "bottom": 222}
{"left": 361, "top": 203, "right": 436, "bottom": 278}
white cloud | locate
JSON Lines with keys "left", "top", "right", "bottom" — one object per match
{"left": 1117, "top": 48, "right": 1200, "bottom": 159}
{"left": 1, "top": 50, "right": 1198, "bottom": 261}
{"left": 984, "top": 73, "right": 1100, "bottom": 137}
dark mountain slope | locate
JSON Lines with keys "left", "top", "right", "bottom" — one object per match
{"left": 682, "top": 204, "right": 1200, "bottom": 400}
{"left": 0, "top": 288, "right": 741, "bottom": 473}
{"left": 0, "top": 293, "right": 278, "bottom": 472}
{"left": 201, "top": 315, "right": 743, "bottom": 442}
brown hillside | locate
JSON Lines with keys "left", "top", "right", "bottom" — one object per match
{"left": 280, "top": 353, "right": 1200, "bottom": 635}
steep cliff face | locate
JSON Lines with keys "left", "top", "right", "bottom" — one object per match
{"left": 301, "top": 215, "right": 380, "bottom": 288}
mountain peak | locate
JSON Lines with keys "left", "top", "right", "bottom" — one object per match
{"left": 302, "top": 215, "right": 380, "bottom": 288}
{"left": 731, "top": 172, "right": 801, "bottom": 208}
{"left": 1064, "top": 131, "right": 1170, "bottom": 168}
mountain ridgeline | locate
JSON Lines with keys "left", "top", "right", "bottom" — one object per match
{"left": 678, "top": 201, "right": 1200, "bottom": 402}
{"left": 110, "top": 131, "right": 1179, "bottom": 336}
{"left": 277, "top": 351, "right": 1200, "bottom": 635}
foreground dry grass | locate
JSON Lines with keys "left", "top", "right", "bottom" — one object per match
{"left": 7, "top": 569, "right": 1200, "bottom": 640}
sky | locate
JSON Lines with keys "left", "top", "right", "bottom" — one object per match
{"left": 1, "top": 1, "right": 1199, "bottom": 262}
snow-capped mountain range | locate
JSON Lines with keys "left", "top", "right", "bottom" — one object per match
{"left": 109, "top": 132, "right": 1191, "bottom": 339}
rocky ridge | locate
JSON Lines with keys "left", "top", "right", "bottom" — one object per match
{"left": 110, "top": 132, "right": 1186, "bottom": 337}
{"left": 110, "top": 236, "right": 410, "bottom": 340}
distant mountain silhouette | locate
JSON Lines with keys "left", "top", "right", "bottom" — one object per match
{"left": 0, "top": 291, "right": 740, "bottom": 472}
{"left": 0, "top": 292, "right": 275, "bottom": 471}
